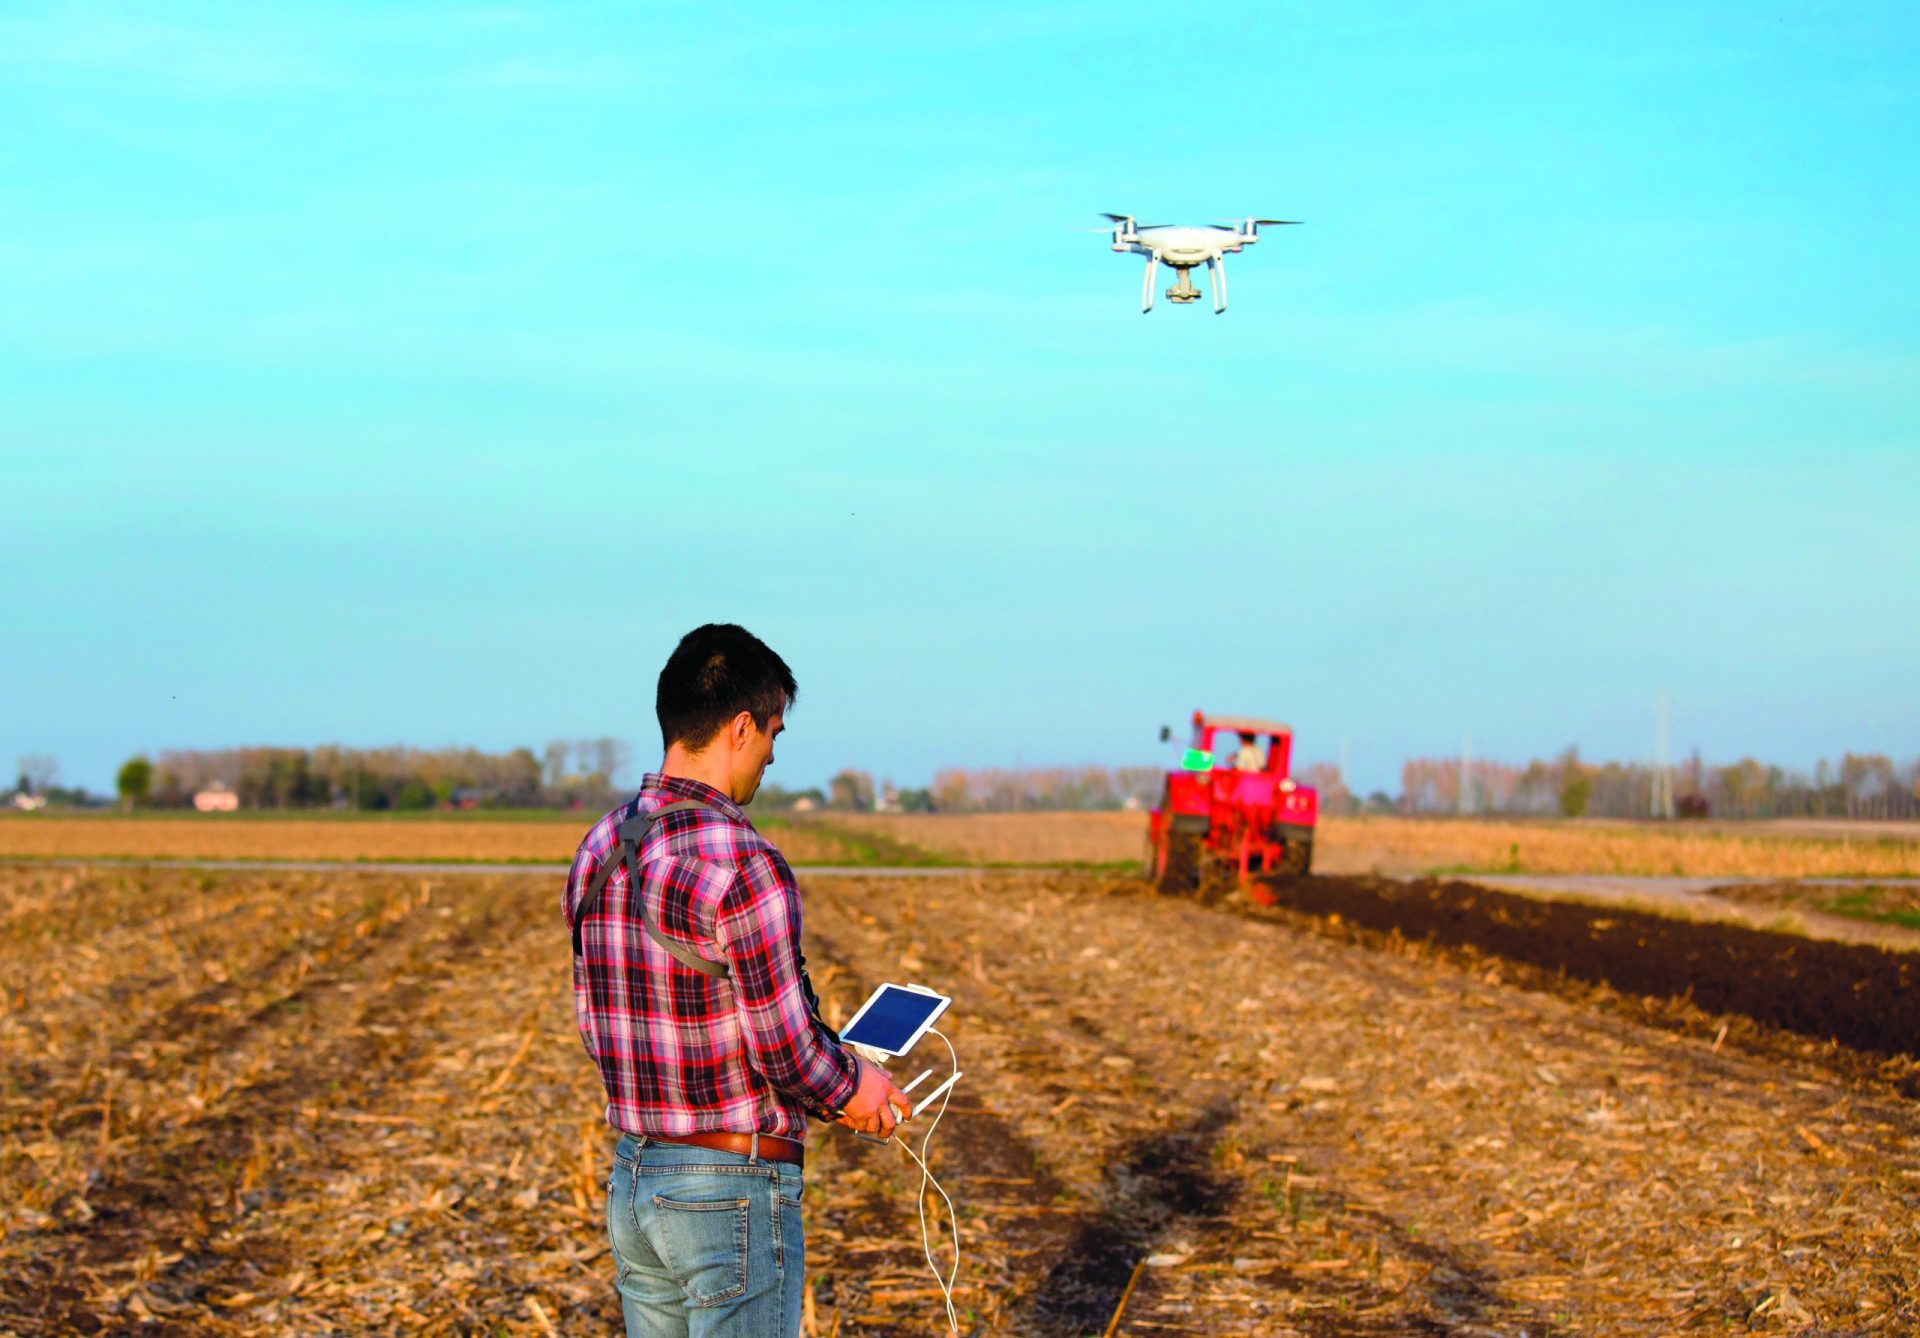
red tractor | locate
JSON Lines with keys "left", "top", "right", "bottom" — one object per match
{"left": 1147, "top": 711, "right": 1318, "bottom": 903}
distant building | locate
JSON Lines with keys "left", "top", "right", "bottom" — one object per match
{"left": 791, "top": 795, "right": 818, "bottom": 813}
{"left": 194, "top": 784, "right": 239, "bottom": 813}
{"left": 9, "top": 792, "right": 47, "bottom": 811}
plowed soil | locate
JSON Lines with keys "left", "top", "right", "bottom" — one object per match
{"left": 3, "top": 864, "right": 1916, "bottom": 1336}
{"left": 1247, "top": 874, "right": 1920, "bottom": 1078}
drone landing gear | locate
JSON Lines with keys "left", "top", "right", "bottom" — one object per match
{"left": 1139, "top": 257, "right": 1229, "bottom": 314}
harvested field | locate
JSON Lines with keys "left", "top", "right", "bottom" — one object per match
{"left": 808, "top": 812, "right": 1147, "bottom": 866}
{"left": 1321, "top": 816, "right": 1920, "bottom": 880}
{"left": 817, "top": 812, "right": 1920, "bottom": 880}
{"left": 1247, "top": 874, "right": 1920, "bottom": 1081}
{"left": 1460, "top": 874, "right": 1920, "bottom": 950}
{"left": 1687, "top": 819, "right": 1920, "bottom": 844}
{"left": 4, "top": 862, "right": 1917, "bottom": 1335}
{"left": 0, "top": 814, "right": 857, "bottom": 866}
{"left": 11, "top": 812, "right": 1917, "bottom": 886}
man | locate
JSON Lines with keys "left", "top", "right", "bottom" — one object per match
{"left": 1233, "top": 732, "right": 1265, "bottom": 773}
{"left": 564, "top": 623, "right": 909, "bottom": 1336}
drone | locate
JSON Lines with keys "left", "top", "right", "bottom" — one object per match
{"left": 1100, "top": 214, "right": 1301, "bottom": 314}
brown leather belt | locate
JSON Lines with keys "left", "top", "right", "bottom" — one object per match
{"left": 641, "top": 1130, "right": 804, "bottom": 1168}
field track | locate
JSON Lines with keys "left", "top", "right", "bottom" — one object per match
{"left": 3, "top": 865, "right": 1916, "bottom": 1335}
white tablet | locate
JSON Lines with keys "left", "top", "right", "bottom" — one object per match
{"left": 839, "top": 983, "right": 952, "bottom": 1058}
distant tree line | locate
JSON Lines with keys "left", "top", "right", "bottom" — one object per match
{"left": 113, "top": 739, "right": 635, "bottom": 811}
{"left": 1399, "top": 748, "right": 1920, "bottom": 820}
{"left": 929, "top": 766, "right": 1163, "bottom": 812}
{"left": 1298, "top": 763, "right": 1396, "bottom": 816}
{"left": 753, "top": 771, "right": 912, "bottom": 813}
{"left": 8, "top": 754, "right": 101, "bottom": 808}
{"left": 58, "top": 742, "right": 1920, "bottom": 821}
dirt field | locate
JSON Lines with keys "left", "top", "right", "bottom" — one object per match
{"left": 0, "top": 814, "right": 855, "bottom": 866}
{"left": 10, "top": 811, "right": 1918, "bottom": 885}
{"left": 4, "top": 862, "right": 1915, "bottom": 1335}
{"left": 1318, "top": 816, "right": 1920, "bottom": 880}
{"left": 806, "top": 812, "right": 1148, "bottom": 866}
{"left": 817, "top": 812, "right": 1920, "bottom": 880}
{"left": 1249, "top": 875, "right": 1920, "bottom": 1069}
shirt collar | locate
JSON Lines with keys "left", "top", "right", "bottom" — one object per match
{"left": 641, "top": 771, "right": 748, "bottom": 822}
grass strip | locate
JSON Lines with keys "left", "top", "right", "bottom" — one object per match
{"left": 796, "top": 819, "right": 957, "bottom": 867}
{"left": 1823, "top": 890, "right": 1920, "bottom": 932}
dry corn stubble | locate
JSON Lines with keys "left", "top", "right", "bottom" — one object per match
{"left": 0, "top": 813, "right": 853, "bottom": 865}
{"left": 815, "top": 810, "right": 1920, "bottom": 879}
{"left": 4, "top": 863, "right": 1916, "bottom": 1335}
{"left": 1318, "top": 814, "right": 1920, "bottom": 879}
{"left": 7, "top": 811, "right": 1916, "bottom": 883}
{"left": 796, "top": 870, "right": 1920, "bottom": 1335}
{"left": 807, "top": 811, "right": 1151, "bottom": 865}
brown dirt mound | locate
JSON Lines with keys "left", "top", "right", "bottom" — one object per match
{"left": 1253, "top": 873, "right": 1920, "bottom": 1067}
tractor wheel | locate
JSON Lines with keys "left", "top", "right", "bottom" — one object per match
{"left": 1274, "top": 838, "right": 1313, "bottom": 878}
{"left": 1156, "top": 830, "right": 1202, "bottom": 896}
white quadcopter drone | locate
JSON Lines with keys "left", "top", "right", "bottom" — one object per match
{"left": 1100, "top": 213, "right": 1301, "bottom": 314}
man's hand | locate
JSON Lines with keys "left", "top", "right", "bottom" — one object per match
{"left": 837, "top": 1058, "right": 912, "bottom": 1139}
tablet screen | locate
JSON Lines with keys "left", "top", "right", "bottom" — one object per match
{"left": 840, "top": 985, "right": 949, "bottom": 1055}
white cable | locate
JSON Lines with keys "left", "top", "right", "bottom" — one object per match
{"left": 895, "top": 1026, "right": 961, "bottom": 1334}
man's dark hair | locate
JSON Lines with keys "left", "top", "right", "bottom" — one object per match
{"left": 656, "top": 624, "right": 797, "bottom": 752}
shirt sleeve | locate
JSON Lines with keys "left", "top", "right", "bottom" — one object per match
{"left": 713, "top": 848, "right": 859, "bottom": 1116}
{"left": 563, "top": 839, "right": 605, "bottom": 1059}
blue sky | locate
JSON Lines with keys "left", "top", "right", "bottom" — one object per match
{"left": 3, "top": 1, "right": 1916, "bottom": 796}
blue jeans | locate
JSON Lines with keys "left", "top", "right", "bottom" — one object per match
{"left": 605, "top": 1133, "right": 807, "bottom": 1337}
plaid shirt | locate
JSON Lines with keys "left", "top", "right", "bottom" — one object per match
{"left": 564, "top": 773, "right": 858, "bottom": 1139}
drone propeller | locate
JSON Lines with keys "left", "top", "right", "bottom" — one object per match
{"left": 1100, "top": 213, "right": 1171, "bottom": 228}
{"left": 1217, "top": 218, "right": 1304, "bottom": 227}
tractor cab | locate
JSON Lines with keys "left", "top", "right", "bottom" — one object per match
{"left": 1192, "top": 715, "right": 1291, "bottom": 773}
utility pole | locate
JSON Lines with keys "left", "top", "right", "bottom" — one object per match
{"left": 1339, "top": 735, "right": 1351, "bottom": 811}
{"left": 1459, "top": 731, "right": 1474, "bottom": 815}
{"left": 1651, "top": 692, "right": 1675, "bottom": 820}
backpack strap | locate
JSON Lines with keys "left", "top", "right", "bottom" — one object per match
{"left": 571, "top": 799, "right": 731, "bottom": 977}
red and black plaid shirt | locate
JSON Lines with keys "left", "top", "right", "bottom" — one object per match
{"left": 564, "top": 773, "right": 858, "bottom": 1139}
